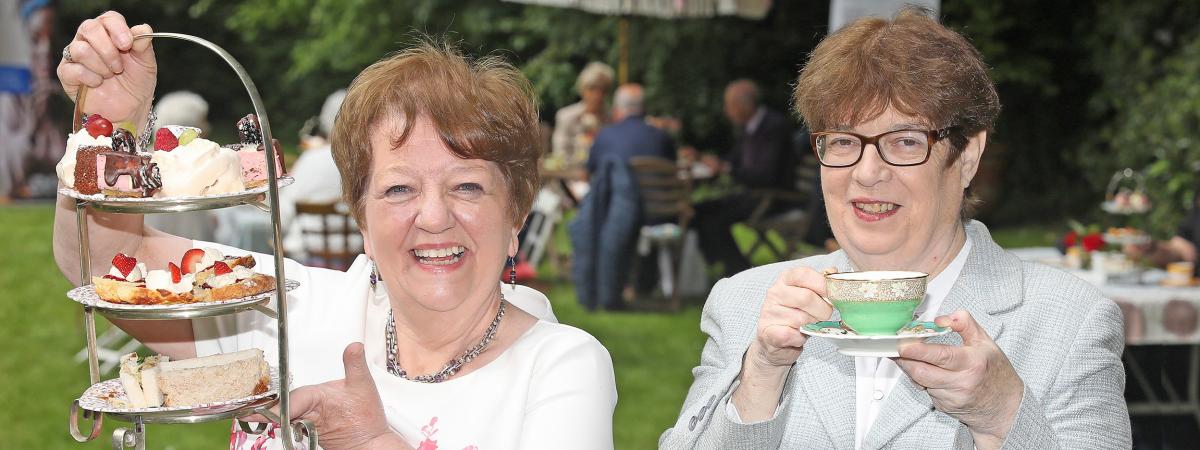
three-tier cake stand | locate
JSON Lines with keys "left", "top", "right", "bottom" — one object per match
{"left": 63, "top": 32, "right": 316, "bottom": 450}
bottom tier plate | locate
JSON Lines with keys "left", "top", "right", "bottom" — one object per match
{"left": 76, "top": 367, "right": 279, "bottom": 424}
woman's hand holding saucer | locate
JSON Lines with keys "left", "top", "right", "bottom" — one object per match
{"left": 733, "top": 266, "right": 834, "bottom": 421}
{"left": 895, "top": 311, "right": 1024, "bottom": 450}
{"left": 242, "top": 343, "right": 411, "bottom": 450}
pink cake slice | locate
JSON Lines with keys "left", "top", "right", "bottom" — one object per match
{"left": 237, "top": 141, "right": 285, "bottom": 188}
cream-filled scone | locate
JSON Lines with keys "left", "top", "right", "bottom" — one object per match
{"left": 150, "top": 136, "right": 245, "bottom": 197}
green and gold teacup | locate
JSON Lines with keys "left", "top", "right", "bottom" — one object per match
{"left": 824, "top": 271, "right": 928, "bottom": 335}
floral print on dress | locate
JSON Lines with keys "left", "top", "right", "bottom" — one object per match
{"left": 229, "top": 421, "right": 309, "bottom": 450}
{"left": 415, "top": 416, "right": 478, "bottom": 450}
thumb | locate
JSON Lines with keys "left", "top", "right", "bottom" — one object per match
{"left": 939, "top": 310, "right": 990, "bottom": 346}
{"left": 342, "top": 342, "right": 373, "bottom": 385}
{"left": 129, "top": 24, "right": 156, "bottom": 60}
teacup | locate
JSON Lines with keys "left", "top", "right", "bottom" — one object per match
{"left": 824, "top": 271, "right": 928, "bottom": 335}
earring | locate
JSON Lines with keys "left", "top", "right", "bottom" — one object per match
{"left": 369, "top": 260, "right": 381, "bottom": 287}
{"left": 508, "top": 256, "right": 517, "bottom": 287}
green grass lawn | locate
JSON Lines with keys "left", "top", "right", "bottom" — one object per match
{"left": 1, "top": 203, "right": 704, "bottom": 449}
{"left": 2, "top": 203, "right": 1056, "bottom": 449}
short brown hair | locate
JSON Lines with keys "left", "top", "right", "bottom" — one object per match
{"left": 794, "top": 7, "right": 1000, "bottom": 158}
{"left": 331, "top": 42, "right": 541, "bottom": 227}
{"left": 794, "top": 7, "right": 1000, "bottom": 217}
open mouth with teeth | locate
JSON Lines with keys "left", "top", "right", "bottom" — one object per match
{"left": 411, "top": 246, "right": 467, "bottom": 266}
{"left": 853, "top": 201, "right": 900, "bottom": 220}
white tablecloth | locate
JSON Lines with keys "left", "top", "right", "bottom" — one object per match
{"left": 1011, "top": 247, "right": 1200, "bottom": 345}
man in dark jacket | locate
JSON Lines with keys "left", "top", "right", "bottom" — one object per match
{"left": 585, "top": 84, "right": 675, "bottom": 176}
{"left": 572, "top": 83, "right": 675, "bottom": 310}
{"left": 696, "top": 79, "right": 797, "bottom": 276}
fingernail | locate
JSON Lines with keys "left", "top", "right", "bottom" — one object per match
{"left": 118, "top": 33, "right": 132, "bottom": 47}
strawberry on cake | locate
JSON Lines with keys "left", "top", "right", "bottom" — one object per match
{"left": 91, "top": 249, "right": 274, "bottom": 305}
{"left": 150, "top": 126, "right": 244, "bottom": 198}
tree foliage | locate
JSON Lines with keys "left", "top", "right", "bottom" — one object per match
{"left": 54, "top": 0, "right": 1200, "bottom": 233}
{"left": 1081, "top": 0, "right": 1200, "bottom": 236}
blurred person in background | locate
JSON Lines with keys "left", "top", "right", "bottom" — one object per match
{"left": 277, "top": 89, "right": 363, "bottom": 265}
{"left": 552, "top": 61, "right": 613, "bottom": 167}
{"left": 144, "top": 91, "right": 219, "bottom": 241}
{"left": 0, "top": 0, "right": 57, "bottom": 201}
{"left": 570, "top": 84, "right": 676, "bottom": 311}
{"left": 1124, "top": 191, "right": 1200, "bottom": 277}
{"left": 694, "top": 79, "right": 796, "bottom": 277}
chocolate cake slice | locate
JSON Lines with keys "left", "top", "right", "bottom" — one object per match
{"left": 73, "top": 145, "right": 109, "bottom": 195}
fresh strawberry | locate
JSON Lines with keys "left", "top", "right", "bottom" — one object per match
{"left": 213, "top": 261, "right": 232, "bottom": 275}
{"left": 168, "top": 262, "right": 182, "bottom": 283}
{"left": 85, "top": 115, "right": 114, "bottom": 138}
{"left": 101, "top": 274, "right": 126, "bottom": 281}
{"left": 111, "top": 253, "right": 138, "bottom": 278}
{"left": 155, "top": 127, "right": 179, "bottom": 151}
{"left": 180, "top": 248, "right": 205, "bottom": 274}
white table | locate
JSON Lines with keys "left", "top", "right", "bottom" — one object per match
{"left": 1012, "top": 247, "right": 1200, "bottom": 426}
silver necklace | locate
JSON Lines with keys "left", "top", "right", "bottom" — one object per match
{"left": 385, "top": 295, "right": 507, "bottom": 383}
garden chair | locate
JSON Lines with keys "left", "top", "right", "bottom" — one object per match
{"left": 295, "top": 201, "right": 363, "bottom": 271}
{"left": 628, "top": 156, "right": 694, "bottom": 311}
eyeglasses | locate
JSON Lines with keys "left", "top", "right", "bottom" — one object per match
{"left": 811, "top": 127, "right": 954, "bottom": 168}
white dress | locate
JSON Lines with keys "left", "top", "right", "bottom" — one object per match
{"left": 191, "top": 241, "right": 617, "bottom": 449}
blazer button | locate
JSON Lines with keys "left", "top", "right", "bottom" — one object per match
{"left": 689, "top": 415, "right": 699, "bottom": 431}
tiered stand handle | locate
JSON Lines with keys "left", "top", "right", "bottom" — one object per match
{"left": 66, "top": 32, "right": 314, "bottom": 449}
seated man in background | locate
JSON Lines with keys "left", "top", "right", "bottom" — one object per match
{"left": 570, "top": 84, "right": 675, "bottom": 311}
{"left": 1125, "top": 192, "right": 1200, "bottom": 276}
{"left": 584, "top": 84, "right": 675, "bottom": 177}
{"left": 694, "top": 79, "right": 796, "bottom": 277}
{"left": 276, "top": 89, "right": 362, "bottom": 267}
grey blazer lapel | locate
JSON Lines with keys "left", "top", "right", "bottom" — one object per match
{"left": 861, "top": 221, "right": 1023, "bottom": 449}
{"left": 790, "top": 251, "right": 857, "bottom": 449}
{"left": 797, "top": 338, "right": 857, "bottom": 449}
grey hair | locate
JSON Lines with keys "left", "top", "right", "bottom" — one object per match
{"left": 614, "top": 85, "right": 645, "bottom": 115}
{"left": 154, "top": 91, "right": 209, "bottom": 130}
{"left": 319, "top": 89, "right": 347, "bottom": 136}
{"left": 575, "top": 61, "right": 615, "bottom": 92}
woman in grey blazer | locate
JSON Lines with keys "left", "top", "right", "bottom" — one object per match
{"left": 660, "top": 7, "right": 1130, "bottom": 450}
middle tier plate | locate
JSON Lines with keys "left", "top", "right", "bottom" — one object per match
{"left": 67, "top": 279, "right": 299, "bottom": 320}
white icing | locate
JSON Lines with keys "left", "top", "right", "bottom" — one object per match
{"left": 206, "top": 266, "right": 255, "bottom": 289}
{"left": 150, "top": 138, "right": 244, "bottom": 197}
{"left": 56, "top": 130, "right": 113, "bottom": 187}
{"left": 144, "top": 270, "right": 195, "bottom": 294}
{"left": 199, "top": 248, "right": 225, "bottom": 270}
{"left": 108, "top": 262, "right": 147, "bottom": 281}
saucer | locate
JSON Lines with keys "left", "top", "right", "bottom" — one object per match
{"left": 799, "top": 320, "right": 952, "bottom": 357}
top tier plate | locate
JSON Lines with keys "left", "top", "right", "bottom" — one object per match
{"left": 61, "top": 176, "right": 294, "bottom": 214}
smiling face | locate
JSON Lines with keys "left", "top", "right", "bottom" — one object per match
{"left": 360, "top": 114, "right": 519, "bottom": 312}
{"left": 822, "top": 107, "right": 984, "bottom": 274}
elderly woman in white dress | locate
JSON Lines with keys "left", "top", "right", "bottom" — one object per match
{"left": 54, "top": 11, "right": 615, "bottom": 449}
